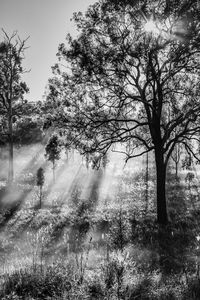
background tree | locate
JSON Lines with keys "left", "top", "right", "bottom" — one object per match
{"left": 45, "top": 134, "right": 61, "bottom": 183}
{"left": 36, "top": 167, "right": 45, "bottom": 209}
{"left": 171, "top": 143, "right": 182, "bottom": 180}
{"left": 13, "top": 116, "right": 43, "bottom": 145}
{"left": 65, "top": 141, "right": 73, "bottom": 162}
{"left": 102, "top": 153, "right": 109, "bottom": 170}
{"left": 47, "top": 0, "right": 200, "bottom": 224}
{"left": 0, "top": 30, "right": 29, "bottom": 183}
{"left": 0, "top": 101, "right": 44, "bottom": 146}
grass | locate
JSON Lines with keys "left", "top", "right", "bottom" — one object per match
{"left": 1, "top": 263, "right": 73, "bottom": 299}
{"left": 0, "top": 150, "right": 200, "bottom": 298}
{"left": 1, "top": 247, "right": 199, "bottom": 299}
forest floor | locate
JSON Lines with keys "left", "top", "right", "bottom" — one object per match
{"left": 0, "top": 146, "right": 200, "bottom": 299}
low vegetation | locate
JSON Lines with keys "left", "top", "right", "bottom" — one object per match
{"left": 0, "top": 149, "right": 200, "bottom": 299}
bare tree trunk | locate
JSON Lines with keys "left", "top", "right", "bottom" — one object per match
{"left": 8, "top": 105, "right": 14, "bottom": 184}
{"left": 175, "top": 161, "right": 178, "bottom": 180}
{"left": 53, "top": 161, "right": 55, "bottom": 183}
{"left": 39, "top": 186, "right": 42, "bottom": 208}
{"left": 145, "top": 151, "right": 149, "bottom": 214}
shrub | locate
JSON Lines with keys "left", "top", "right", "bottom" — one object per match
{"left": 108, "top": 208, "right": 131, "bottom": 251}
{"left": 87, "top": 281, "right": 104, "bottom": 299}
{"left": 128, "top": 278, "right": 152, "bottom": 300}
{"left": 183, "top": 278, "right": 200, "bottom": 300}
{"left": 1, "top": 264, "right": 72, "bottom": 299}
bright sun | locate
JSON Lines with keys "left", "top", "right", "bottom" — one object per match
{"left": 144, "top": 20, "right": 160, "bottom": 35}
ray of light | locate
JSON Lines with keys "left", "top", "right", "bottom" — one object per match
{"left": 144, "top": 20, "right": 160, "bottom": 35}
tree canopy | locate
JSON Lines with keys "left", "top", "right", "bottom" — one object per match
{"left": 0, "top": 30, "right": 29, "bottom": 182}
{"left": 47, "top": 0, "right": 200, "bottom": 224}
{"left": 0, "top": 30, "right": 29, "bottom": 117}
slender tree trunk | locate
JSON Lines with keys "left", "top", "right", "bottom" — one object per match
{"left": 155, "top": 147, "right": 168, "bottom": 225}
{"left": 8, "top": 107, "right": 14, "bottom": 184}
{"left": 66, "top": 150, "right": 68, "bottom": 162}
{"left": 39, "top": 186, "right": 42, "bottom": 208}
{"left": 53, "top": 161, "right": 55, "bottom": 183}
{"left": 145, "top": 151, "right": 149, "bottom": 213}
{"left": 175, "top": 161, "right": 178, "bottom": 180}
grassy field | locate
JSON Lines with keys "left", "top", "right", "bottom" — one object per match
{"left": 0, "top": 145, "right": 200, "bottom": 299}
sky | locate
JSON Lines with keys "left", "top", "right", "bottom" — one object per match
{"left": 0, "top": 0, "right": 96, "bottom": 101}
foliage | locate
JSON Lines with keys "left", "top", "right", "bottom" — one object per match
{"left": 45, "top": 135, "right": 61, "bottom": 164}
{"left": 108, "top": 207, "right": 131, "bottom": 251}
{"left": 0, "top": 30, "right": 29, "bottom": 112}
{"left": 45, "top": 134, "right": 61, "bottom": 181}
{"left": 36, "top": 168, "right": 44, "bottom": 187}
{"left": 13, "top": 115, "right": 44, "bottom": 146}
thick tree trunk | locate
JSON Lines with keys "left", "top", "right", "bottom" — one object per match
{"left": 145, "top": 151, "right": 149, "bottom": 211}
{"left": 155, "top": 148, "right": 168, "bottom": 225}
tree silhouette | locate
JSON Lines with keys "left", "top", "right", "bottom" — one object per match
{"left": 47, "top": 0, "right": 200, "bottom": 224}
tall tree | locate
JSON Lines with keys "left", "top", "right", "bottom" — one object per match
{"left": 0, "top": 30, "right": 29, "bottom": 183}
{"left": 48, "top": 0, "right": 200, "bottom": 224}
{"left": 171, "top": 143, "right": 182, "bottom": 180}
{"left": 36, "top": 167, "right": 45, "bottom": 208}
{"left": 45, "top": 134, "right": 61, "bottom": 183}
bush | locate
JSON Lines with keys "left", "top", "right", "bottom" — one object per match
{"left": 128, "top": 278, "right": 152, "bottom": 300}
{"left": 107, "top": 208, "right": 131, "bottom": 251}
{"left": 87, "top": 281, "right": 104, "bottom": 299}
{"left": 183, "top": 278, "right": 200, "bottom": 300}
{"left": 1, "top": 264, "right": 72, "bottom": 299}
